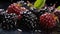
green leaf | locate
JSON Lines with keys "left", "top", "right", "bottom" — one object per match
{"left": 57, "top": 6, "right": 60, "bottom": 10}
{"left": 34, "top": 0, "right": 46, "bottom": 9}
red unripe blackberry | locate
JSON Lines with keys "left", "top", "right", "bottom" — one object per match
{"left": 7, "top": 3, "right": 20, "bottom": 15}
{"left": 39, "top": 12, "right": 57, "bottom": 29}
{"left": 7, "top": 3, "right": 27, "bottom": 20}
{"left": 7, "top": 3, "right": 27, "bottom": 15}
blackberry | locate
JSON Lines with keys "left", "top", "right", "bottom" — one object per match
{"left": 0, "top": 14, "right": 4, "bottom": 28}
{"left": 39, "top": 12, "right": 57, "bottom": 29}
{"left": 33, "top": 6, "right": 55, "bottom": 19}
{"left": 35, "top": 4, "right": 56, "bottom": 16}
{"left": 30, "top": 6, "right": 48, "bottom": 17}
{"left": 1, "top": 13, "right": 17, "bottom": 30}
{"left": 0, "top": 9, "right": 6, "bottom": 28}
{"left": 7, "top": 3, "right": 21, "bottom": 15}
{"left": 39, "top": 12, "right": 57, "bottom": 34}
{"left": 18, "top": 11, "right": 38, "bottom": 31}
{"left": 7, "top": 2, "right": 27, "bottom": 15}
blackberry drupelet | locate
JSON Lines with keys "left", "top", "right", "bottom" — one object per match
{"left": 39, "top": 12, "right": 57, "bottom": 30}
{"left": 18, "top": 11, "right": 38, "bottom": 31}
{"left": 35, "top": 5, "right": 55, "bottom": 17}
{"left": 0, "top": 9, "right": 6, "bottom": 28}
{"left": 1, "top": 13, "right": 17, "bottom": 30}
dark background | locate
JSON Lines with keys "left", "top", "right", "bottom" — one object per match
{"left": 0, "top": 0, "right": 60, "bottom": 9}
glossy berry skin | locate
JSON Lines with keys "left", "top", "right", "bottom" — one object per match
{"left": 0, "top": 13, "right": 17, "bottom": 30}
{"left": 0, "top": 14, "right": 5, "bottom": 28}
{"left": 7, "top": 3, "right": 27, "bottom": 15}
{"left": 39, "top": 13, "right": 57, "bottom": 29}
{"left": 0, "top": 9, "right": 6, "bottom": 27}
{"left": 7, "top": 3, "right": 27, "bottom": 20}
{"left": 32, "top": 6, "right": 48, "bottom": 17}
{"left": 38, "top": 10, "right": 46, "bottom": 16}
{"left": 17, "top": 11, "right": 38, "bottom": 31}
{"left": 7, "top": 3, "right": 20, "bottom": 15}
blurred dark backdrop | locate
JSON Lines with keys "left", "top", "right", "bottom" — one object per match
{"left": 0, "top": 0, "right": 60, "bottom": 9}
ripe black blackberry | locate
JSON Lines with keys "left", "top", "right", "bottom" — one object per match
{"left": 1, "top": 13, "right": 17, "bottom": 30}
{"left": 0, "top": 14, "right": 4, "bottom": 28}
{"left": 34, "top": 5, "right": 55, "bottom": 16}
{"left": 17, "top": 11, "right": 38, "bottom": 31}
{"left": 0, "top": 9, "right": 6, "bottom": 28}
{"left": 28, "top": 6, "right": 48, "bottom": 17}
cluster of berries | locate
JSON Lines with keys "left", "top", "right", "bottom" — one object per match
{"left": 0, "top": 1, "right": 60, "bottom": 32}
